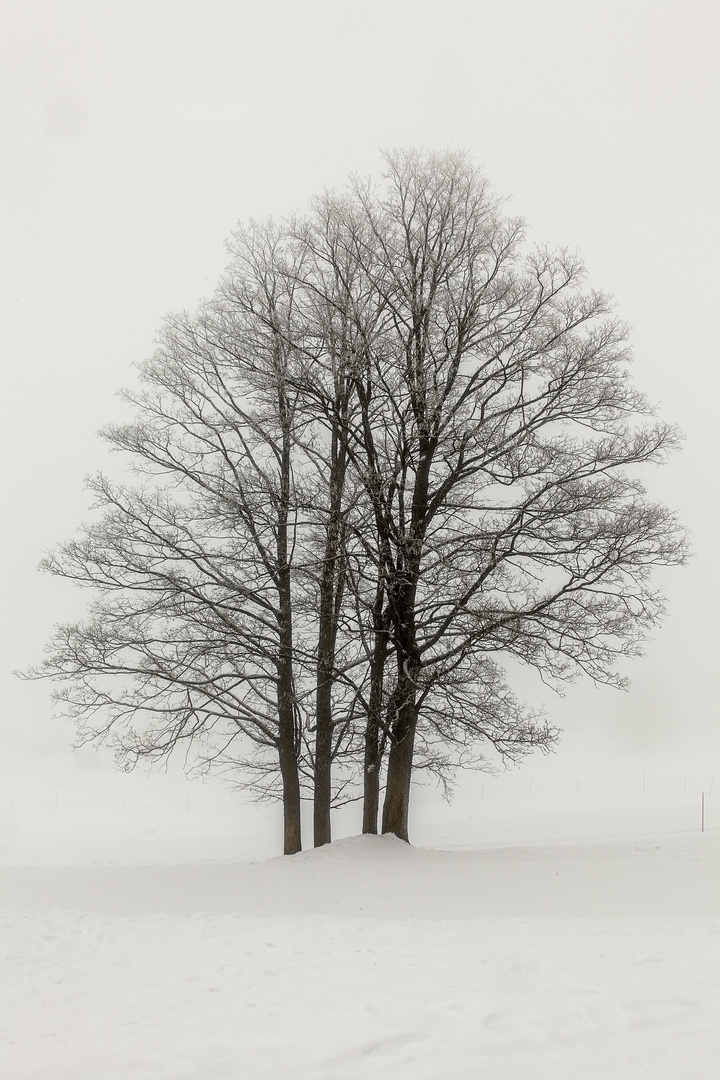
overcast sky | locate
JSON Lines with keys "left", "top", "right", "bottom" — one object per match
{"left": 1, "top": 0, "right": 718, "bottom": 796}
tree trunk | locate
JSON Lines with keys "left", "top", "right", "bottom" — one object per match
{"left": 313, "top": 665, "right": 333, "bottom": 847}
{"left": 277, "top": 580, "right": 302, "bottom": 855}
{"left": 277, "top": 393, "right": 302, "bottom": 855}
{"left": 362, "top": 591, "right": 389, "bottom": 833}
{"left": 279, "top": 734, "right": 302, "bottom": 855}
{"left": 380, "top": 674, "right": 418, "bottom": 842}
{"left": 381, "top": 707, "right": 417, "bottom": 842}
{"left": 362, "top": 720, "right": 381, "bottom": 834}
{"left": 313, "top": 540, "right": 338, "bottom": 846}
{"left": 313, "top": 426, "right": 347, "bottom": 847}
{"left": 380, "top": 431, "right": 432, "bottom": 841}
{"left": 277, "top": 591, "right": 302, "bottom": 854}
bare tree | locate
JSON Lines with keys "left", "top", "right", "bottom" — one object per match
{"left": 309, "top": 150, "right": 687, "bottom": 840}
{"left": 32, "top": 222, "right": 311, "bottom": 854}
{"left": 31, "top": 150, "right": 687, "bottom": 851}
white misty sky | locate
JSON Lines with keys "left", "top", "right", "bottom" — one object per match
{"left": 1, "top": 0, "right": 718, "bottom": 795}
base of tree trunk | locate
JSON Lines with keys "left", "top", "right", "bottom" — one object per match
{"left": 380, "top": 716, "right": 416, "bottom": 842}
{"left": 283, "top": 822, "right": 302, "bottom": 855}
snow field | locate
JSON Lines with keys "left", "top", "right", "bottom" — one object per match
{"left": 1, "top": 832, "right": 719, "bottom": 1079}
{"left": 2, "top": 908, "right": 718, "bottom": 1080}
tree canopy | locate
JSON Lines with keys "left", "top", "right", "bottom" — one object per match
{"left": 31, "top": 150, "right": 687, "bottom": 852}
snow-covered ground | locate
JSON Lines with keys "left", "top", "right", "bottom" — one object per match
{"left": 1, "top": 774, "right": 718, "bottom": 1079}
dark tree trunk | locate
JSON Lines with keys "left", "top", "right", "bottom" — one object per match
{"left": 380, "top": 425, "right": 433, "bottom": 841}
{"left": 277, "top": 390, "right": 302, "bottom": 855}
{"left": 277, "top": 561, "right": 302, "bottom": 854}
{"left": 277, "top": 579, "right": 302, "bottom": 855}
{"left": 380, "top": 676, "right": 418, "bottom": 842}
{"left": 313, "top": 658, "right": 333, "bottom": 847}
{"left": 362, "top": 715, "right": 381, "bottom": 834}
{"left": 278, "top": 729, "right": 302, "bottom": 855}
{"left": 379, "top": 545, "right": 424, "bottom": 842}
{"left": 314, "top": 539, "right": 339, "bottom": 846}
{"left": 313, "top": 425, "right": 347, "bottom": 848}
{"left": 362, "top": 585, "right": 389, "bottom": 834}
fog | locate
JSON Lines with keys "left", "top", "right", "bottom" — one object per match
{"left": 1, "top": 1, "right": 718, "bottom": 850}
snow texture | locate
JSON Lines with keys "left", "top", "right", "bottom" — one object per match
{"left": 2, "top": 820, "right": 718, "bottom": 1079}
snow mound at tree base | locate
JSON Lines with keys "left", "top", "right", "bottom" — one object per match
{"left": 2, "top": 831, "right": 718, "bottom": 1079}
{"left": 2, "top": 829, "right": 717, "bottom": 918}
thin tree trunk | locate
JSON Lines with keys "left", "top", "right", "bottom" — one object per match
{"left": 313, "top": 654, "right": 333, "bottom": 847}
{"left": 278, "top": 726, "right": 302, "bottom": 855}
{"left": 277, "top": 556, "right": 302, "bottom": 854}
{"left": 313, "top": 536, "right": 338, "bottom": 846}
{"left": 277, "top": 567, "right": 301, "bottom": 855}
{"left": 277, "top": 388, "right": 302, "bottom": 855}
{"left": 362, "top": 585, "right": 389, "bottom": 834}
{"left": 313, "top": 425, "right": 347, "bottom": 847}
{"left": 362, "top": 716, "right": 381, "bottom": 834}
